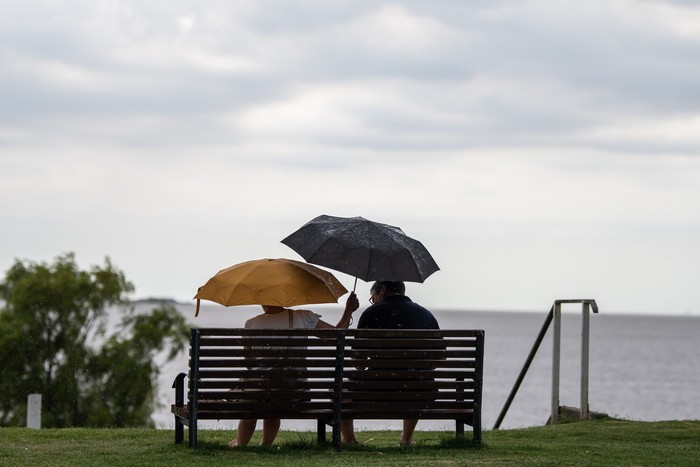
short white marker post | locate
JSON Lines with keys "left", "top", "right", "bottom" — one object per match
{"left": 27, "top": 394, "right": 42, "bottom": 429}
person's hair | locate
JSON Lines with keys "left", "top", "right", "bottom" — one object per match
{"left": 370, "top": 280, "right": 405, "bottom": 295}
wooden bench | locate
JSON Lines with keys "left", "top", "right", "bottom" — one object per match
{"left": 171, "top": 328, "right": 484, "bottom": 450}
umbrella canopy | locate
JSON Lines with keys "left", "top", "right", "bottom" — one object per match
{"left": 281, "top": 215, "right": 439, "bottom": 285}
{"left": 193, "top": 258, "right": 348, "bottom": 316}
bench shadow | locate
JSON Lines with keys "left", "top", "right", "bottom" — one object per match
{"left": 184, "top": 434, "right": 484, "bottom": 454}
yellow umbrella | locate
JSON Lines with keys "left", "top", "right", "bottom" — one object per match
{"left": 193, "top": 258, "right": 348, "bottom": 316}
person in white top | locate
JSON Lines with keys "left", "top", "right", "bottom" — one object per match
{"left": 230, "top": 292, "right": 359, "bottom": 447}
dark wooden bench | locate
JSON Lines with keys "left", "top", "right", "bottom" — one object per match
{"left": 171, "top": 328, "right": 484, "bottom": 450}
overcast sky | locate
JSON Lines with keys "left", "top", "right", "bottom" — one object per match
{"left": 2, "top": 0, "right": 699, "bottom": 315}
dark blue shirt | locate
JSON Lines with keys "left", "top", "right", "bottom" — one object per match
{"left": 357, "top": 295, "right": 440, "bottom": 329}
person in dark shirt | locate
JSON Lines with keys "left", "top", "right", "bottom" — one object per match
{"left": 357, "top": 281, "right": 440, "bottom": 330}
{"left": 341, "top": 280, "right": 440, "bottom": 446}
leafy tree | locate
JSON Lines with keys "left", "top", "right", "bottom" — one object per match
{"left": 0, "top": 253, "right": 189, "bottom": 427}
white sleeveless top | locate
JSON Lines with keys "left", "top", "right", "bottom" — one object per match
{"left": 244, "top": 308, "right": 320, "bottom": 330}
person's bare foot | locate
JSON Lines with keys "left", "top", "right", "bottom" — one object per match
{"left": 399, "top": 434, "right": 414, "bottom": 446}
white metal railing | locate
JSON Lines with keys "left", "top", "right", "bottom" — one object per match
{"left": 551, "top": 299, "right": 598, "bottom": 423}
{"left": 494, "top": 299, "right": 598, "bottom": 429}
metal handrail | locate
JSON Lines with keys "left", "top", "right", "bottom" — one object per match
{"left": 493, "top": 299, "right": 598, "bottom": 429}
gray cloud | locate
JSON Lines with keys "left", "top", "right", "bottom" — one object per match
{"left": 1, "top": 1, "right": 699, "bottom": 314}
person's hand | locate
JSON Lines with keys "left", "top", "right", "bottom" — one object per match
{"left": 345, "top": 291, "right": 359, "bottom": 313}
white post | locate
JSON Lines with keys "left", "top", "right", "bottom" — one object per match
{"left": 581, "top": 302, "right": 591, "bottom": 420}
{"left": 551, "top": 302, "right": 562, "bottom": 423}
{"left": 27, "top": 394, "right": 42, "bottom": 429}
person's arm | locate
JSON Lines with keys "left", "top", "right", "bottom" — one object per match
{"left": 315, "top": 292, "right": 359, "bottom": 329}
{"left": 335, "top": 291, "right": 359, "bottom": 328}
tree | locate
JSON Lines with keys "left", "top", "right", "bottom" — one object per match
{"left": 0, "top": 253, "right": 189, "bottom": 427}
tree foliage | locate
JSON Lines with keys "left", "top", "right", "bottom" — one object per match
{"left": 0, "top": 253, "right": 189, "bottom": 427}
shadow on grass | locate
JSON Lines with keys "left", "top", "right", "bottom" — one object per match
{"left": 188, "top": 435, "right": 484, "bottom": 456}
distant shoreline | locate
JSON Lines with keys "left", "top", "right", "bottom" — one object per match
{"left": 130, "top": 297, "right": 188, "bottom": 306}
{"left": 128, "top": 298, "right": 699, "bottom": 318}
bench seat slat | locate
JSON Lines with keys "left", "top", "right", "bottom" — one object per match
{"left": 341, "top": 401, "right": 475, "bottom": 410}
{"left": 340, "top": 390, "right": 474, "bottom": 399}
{"left": 198, "top": 328, "right": 340, "bottom": 337}
{"left": 195, "top": 328, "right": 480, "bottom": 337}
{"left": 346, "top": 329, "right": 481, "bottom": 338}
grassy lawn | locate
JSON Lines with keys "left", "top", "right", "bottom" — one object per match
{"left": 1, "top": 418, "right": 698, "bottom": 466}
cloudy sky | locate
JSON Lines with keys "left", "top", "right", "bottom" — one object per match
{"left": 2, "top": 0, "right": 699, "bottom": 315}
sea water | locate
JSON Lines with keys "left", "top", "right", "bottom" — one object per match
{"left": 149, "top": 303, "right": 700, "bottom": 431}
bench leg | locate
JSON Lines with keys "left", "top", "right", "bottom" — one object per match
{"left": 175, "top": 417, "right": 184, "bottom": 444}
{"left": 188, "top": 415, "right": 197, "bottom": 447}
{"left": 456, "top": 420, "right": 464, "bottom": 441}
{"left": 317, "top": 419, "right": 327, "bottom": 445}
{"left": 472, "top": 408, "right": 482, "bottom": 446}
{"left": 472, "top": 420, "right": 482, "bottom": 446}
{"left": 332, "top": 418, "right": 341, "bottom": 451}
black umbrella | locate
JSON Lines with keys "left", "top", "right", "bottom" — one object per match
{"left": 281, "top": 215, "right": 439, "bottom": 290}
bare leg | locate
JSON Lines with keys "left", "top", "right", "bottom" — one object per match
{"left": 341, "top": 419, "right": 357, "bottom": 444}
{"left": 231, "top": 419, "right": 257, "bottom": 447}
{"left": 260, "top": 419, "right": 281, "bottom": 446}
{"left": 400, "top": 419, "right": 419, "bottom": 446}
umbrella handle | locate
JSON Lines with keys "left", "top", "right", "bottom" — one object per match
{"left": 195, "top": 286, "right": 202, "bottom": 317}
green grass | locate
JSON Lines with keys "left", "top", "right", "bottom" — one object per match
{"left": 1, "top": 419, "right": 698, "bottom": 466}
